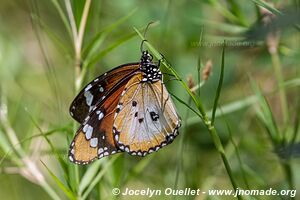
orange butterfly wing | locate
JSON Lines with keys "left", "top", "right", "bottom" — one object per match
{"left": 69, "top": 69, "right": 138, "bottom": 165}
{"left": 70, "top": 63, "right": 139, "bottom": 123}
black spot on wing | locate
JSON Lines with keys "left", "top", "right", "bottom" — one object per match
{"left": 149, "top": 111, "right": 159, "bottom": 121}
{"left": 132, "top": 101, "right": 137, "bottom": 107}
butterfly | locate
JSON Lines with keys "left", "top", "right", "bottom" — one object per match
{"left": 68, "top": 50, "right": 181, "bottom": 165}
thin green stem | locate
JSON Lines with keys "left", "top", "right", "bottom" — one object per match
{"left": 270, "top": 47, "right": 295, "bottom": 192}
{"left": 209, "top": 124, "right": 242, "bottom": 200}
{"left": 65, "top": 0, "right": 92, "bottom": 195}
{"left": 51, "top": 0, "right": 72, "bottom": 39}
{"left": 271, "top": 52, "right": 289, "bottom": 136}
{"left": 134, "top": 28, "right": 241, "bottom": 199}
{"left": 0, "top": 98, "right": 61, "bottom": 200}
{"left": 133, "top": 27, "right": 205, "bottom": 116}
{"left": 282, "top": 161, "right": 295, "bottom": 200}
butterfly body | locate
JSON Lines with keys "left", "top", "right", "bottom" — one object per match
{"left": 69, "top": 51, "right": 180, "bottom": 165}
{"left": 139, "top": 51, "right": 162, "bottom": 83}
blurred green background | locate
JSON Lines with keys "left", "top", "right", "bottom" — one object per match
{"left": 0, "top": 0, "right": 299, "bottom": 200}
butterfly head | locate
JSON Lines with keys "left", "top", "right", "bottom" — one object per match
{"left": 140, "top": 51, "right": 162, "bottom": 83}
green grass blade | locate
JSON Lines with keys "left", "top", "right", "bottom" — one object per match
{"left": 211, "top": 43, "right": 225, "bottom": 125}
{"left": 222, "top": 112, "right": 250, "bottom": 189}
{"left": 197, "top": 26, "right": 204, "bottom": 98}
{"left": 207, "top": 0, "right": 247, "bottom": 26}
{"left": 73, "top": 0, "right": 86, "bottom": 28}
{"left": 82, "top": 156, "right": 119, "bottom": 199}
{"left": 0, "top": 129, "right": 12, "bottom": 157}
{"left": 250, "top": 0, "right": 282, "bottom": 15}
{"left": 291, "top": 94, "right": 300, "bottom": 144}
{"left": 186, "top": 77, "right": 300, "bottom": 126}
{"left": 174, "top": 98, "right": 192, "bottom": 190}
{"left": 41, "top": 161, "right": 76, "bottom": 200}
{"left": 79, "top": 161, "right": 102, "bottom": 195}
{"left": 50, "top": 0, "right": 72, "bottom": 38}
{"left": 187, "top": 95, "right": 257, "bottom": 126}
{"left": 24, "top": 109, "right": 69, "bottom": 183}
{"left": 191, "top": 18, "right": 248, "bottom": 34}
{"left": 83, "top": 8, "right": 137, "bottom": 59}
{"left": 227, "top": 0, "right": 248, "bottom": 26}
{"left": 170, "top": 92, "right": 203, "bottom": 119}
{"left": 0, "top": 130, "right": 23, "bottom": 166}
{"left": 250, "top": 78, "right": 280, "bottom": 144}
{"left": 85, "top": 31, "right": 138, "bottom": 69}
{"left": 31, "top": 14, "right": 71, "bottom": 55}
{"left": 124, "top": 156, "right": 155, "bottom": 184}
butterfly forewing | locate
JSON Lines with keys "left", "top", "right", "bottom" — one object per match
{"left": 69, "top": 70, "right": 138, "bottom": 165}
{"left": 70, "top": 63, "right": 139, "bottom": 123}
{"left": 69, "top": 50, "right": 182, "bottom": 164}
{"left": 112, "top": 74, "right": 181, "bottom": 156}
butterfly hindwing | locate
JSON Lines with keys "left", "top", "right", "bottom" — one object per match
{"left": 70, "top": 63, "right": 139, "bottom": 123}
{"left": 112, "top": 74, "right": 181, "bottom": 156}
{"left": 69, "top": 51, "right": 181, "bottom": 164}
{"left": 69, "top": 71, "right": 138, "bottom": 165}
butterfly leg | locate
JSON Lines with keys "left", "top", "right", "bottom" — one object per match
{"left": 157, "top": 53, "right": 165, "bottom": 67}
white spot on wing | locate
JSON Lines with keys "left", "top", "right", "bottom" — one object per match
{"left": 83, "top": 124, "right": 88, "bottom": 132}
{"left": 90, "top": 138, "right": 98, "bottom": 147}
{"left": 84, "top": 91, "right": 93, "bottom": 107}
{"left": 115, "top": 134, "right": 119, "bottom": 141}
{"left": 85, "top": 84, "right": 92, "bottom": 92}
{"left": 98, "top": 112, "right": 104, "bottom": 120}
{"left": 98, "top": 148, "right": 104, "bottom": 154}
{"left": 69, "top": 155, "right": 74, "bottom": 162}
{"left": 99, "top": 86, "right": 104, "bottom": 92}
{"left": 84, "top": 125, "right": 93, "bottom": 140}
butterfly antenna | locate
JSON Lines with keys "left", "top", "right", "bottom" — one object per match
{"left": 140, "top": 21, "right": 155, "bottom": 53}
